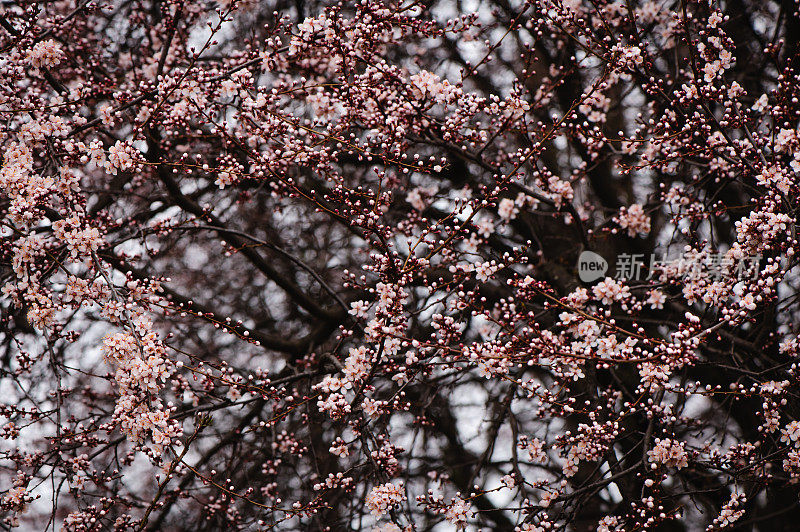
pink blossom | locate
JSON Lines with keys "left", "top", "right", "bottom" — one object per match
{"left": 26, "top": 39, "right": 63, "bottom": 69}
{"left": 366, "top": 482, "right": 405, "bottom": 516}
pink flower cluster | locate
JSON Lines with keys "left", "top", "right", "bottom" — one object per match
{"left": 614, "top": 204, "right": 651, "bottom": 237}
{"left": 25, "top": 39, "right": 63, "bottom": 69}
{"left": 647, "top": 438, "right": 689, "bottom": 469}
{"left": 366, "top": 482, "right": 405, "bottom": 516}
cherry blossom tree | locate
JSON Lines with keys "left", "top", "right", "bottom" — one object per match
{"left": 2, "top": 0, "right": 800, "bottom": 530}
